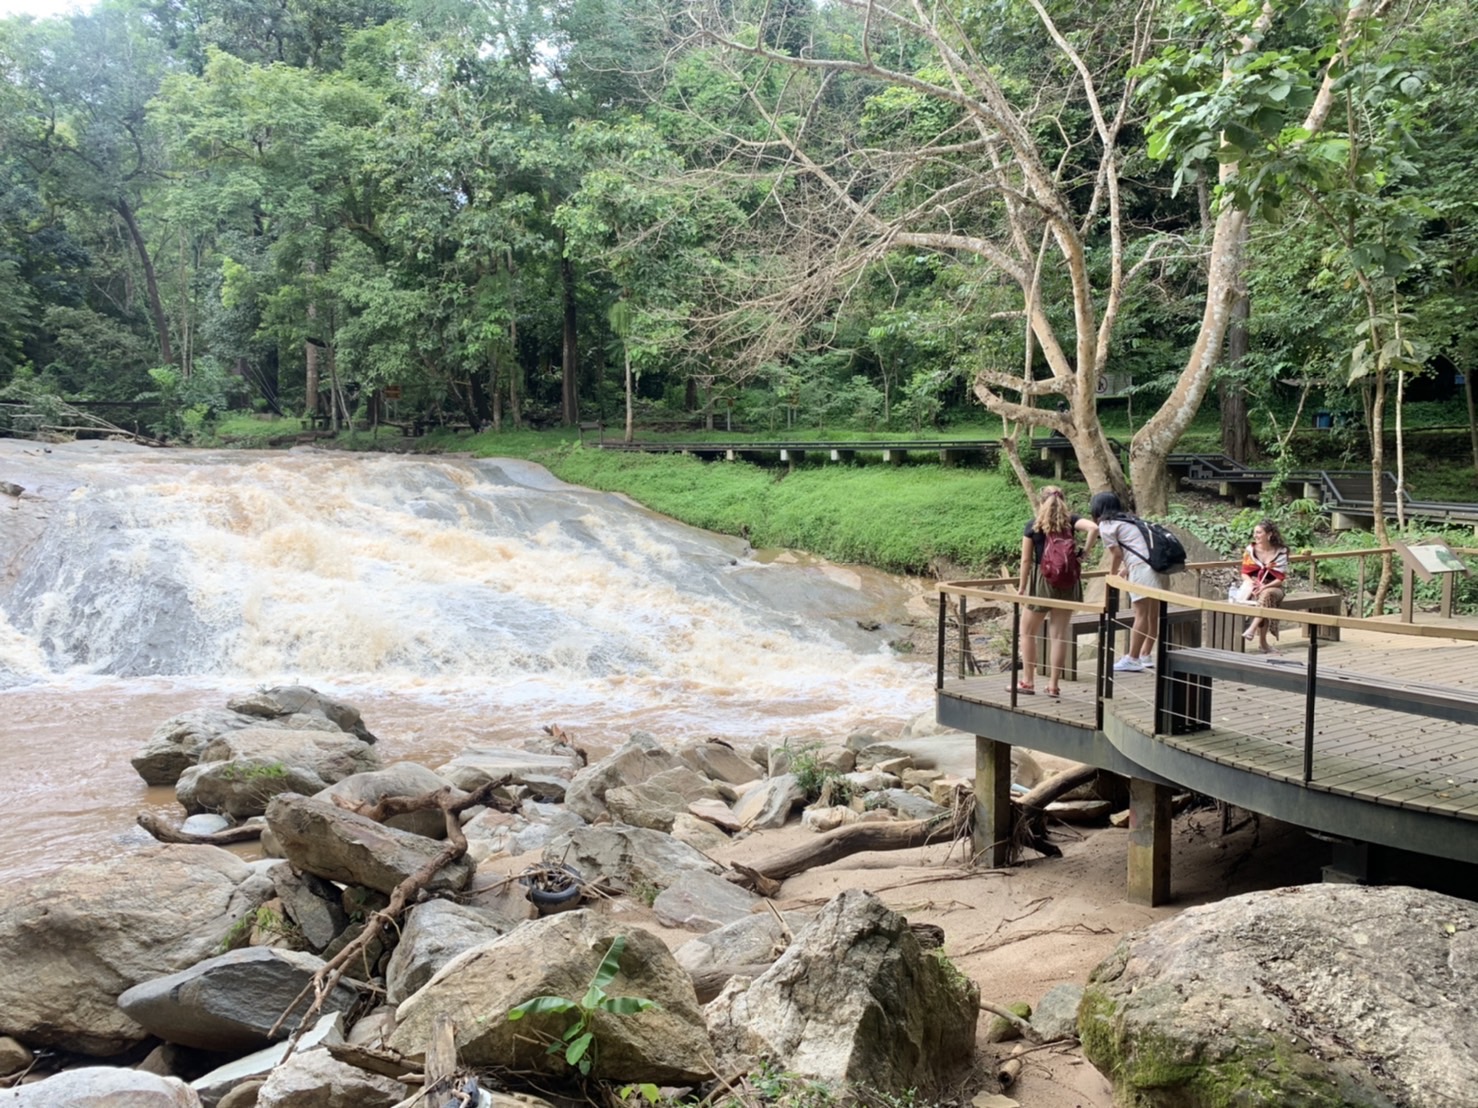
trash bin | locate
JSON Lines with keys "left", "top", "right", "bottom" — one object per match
{"left": 1314, "top": 411, "right": 1333, "bottom": 429}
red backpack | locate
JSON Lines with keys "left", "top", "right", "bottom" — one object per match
{"left": 1039, "top": 530, "right": 1081, "bottom": 590}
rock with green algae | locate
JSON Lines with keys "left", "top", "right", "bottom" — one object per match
{"left": 1078, "top": 883, "right": 1478, "bottom": 1107}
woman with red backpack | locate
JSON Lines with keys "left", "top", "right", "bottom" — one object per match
{"left": 1016, "top": 486, "right": 1097, "bottom": 697}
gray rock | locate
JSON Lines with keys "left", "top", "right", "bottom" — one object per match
{"left": 226, "top": 686, "right": 376, "bottom": 743}
{"left": 872, "top": 788, "right": 947, "bottom": 821}
{"left": 1031, "top": 983, "right": 1083, "bottom": 1042}
{"left": 563, "top": 732, "right": 684, "bottom": 822}
{"left": 182, "top": 814, "right": 233, "bottom": 836}
{"left": 389, "top": 910, "right": 713, "bottom": 1082}
{"left": 0, "top": 1037, "right": 33, "bottom": 1079}
{"left": 198, "top": 728, "right": 380, "bottom": 781}
{"left": 606, "top": 766, "right": 721, "bottom": 832}
{"left": 264, "top": 794, "right": 474, "bottom": 896}
{"left": 707, "top": 889, "right": 979, "bottom": 1098}
{"left": 255, "top": 1046, "right": 410, "bottom": 1107}
{"left": 841, "top": 769, "right": 900, "bottom": 793}
{"left": 434, "top": 746, "right": 581, "bottom": 792}
{"left": 0, "top": 846, "right": 268, "bottom": 1056}
{"left": 118, "top": 947, "right": 366, "bottom": 1053}
{"left": 314, "top": 762, "right": 459, "bottom": 839}
{"left": 542, "top": 824, "right": 723, "bottom": 894}
{"left": 385, "top": 900, "right": 518, "bottom": 1005}
{"left": 1081, "top": 884, "right": 1478, "bottom": 1108}
{"left": 673, "top": 910, "right": 812, "bottom": 973}
{"left": 190, "top": 1013, "right": 343, "bottom": 1108}
{"left": 178, "top": 759, "right": 335, "bottom": 820}
{"left": 268, "top": 863, "right": 349, "bottom": 951}
{"left": 131, "top": 708, "right": 341, "bottom": 787}
{"left": 670, "top": 813, "right": 733, "bottom": 853}
{"left": 651, "top": 869, "right": 762, "bottom": 933}
{"left": 731, "top": 774, "right": 804, "bottom": 830}
{"left": 1, "top": 1066, "right": 202, "bottom": 1106}
{"left": 678, "top": 741, "right": 763, "bottom": 785}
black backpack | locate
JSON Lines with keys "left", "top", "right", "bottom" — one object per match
{"left": 1127, "top": 518, "right": 1187, "bottom": 574}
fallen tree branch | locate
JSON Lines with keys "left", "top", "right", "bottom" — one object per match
{"left": 727, "top": 808, "right": 971, "bottom": 890}
{"left": 980, "top": 1001, "right": 1044, "bottom": 1045}
{"left": 136, "top": 812, "right": 263, "bottom": 845}
{"left": 270, "top": 779, "right": 508, "bottom": 1054}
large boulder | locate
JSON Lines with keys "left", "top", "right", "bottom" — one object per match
{"left": 0, "top": 1066, "right": 202, "bottom": 1106}
{"left": 313, "top": 763, "right": 461, "bottom": 839}
{"left": 605, "top": 766, "right": 721, "bottom": 832}
{"left": 385, "top": 900, "right": 520, "bottom": 1005}
{"left": 131, "top": 708, "right": 342, "bottom": 787}
{"left": 226, "top": 686, "right": 377, "bottom": 743}
{"left": 707, "top": 889, "right": 979, "bottom": 1098}
{"left": 540, "top": 824, "right": 724, "bottom": 895}
{"left": 263, "top": 794, "right": 473, "bottom": 896}
{"left": 189, "top": 1013, "right": 343, "bottom": 1107}
{"left": 388, "top": 909, "right": 713, "bottom": 1083}
{"left": 433, "top": 746, "right": 582, "bottom": 792}
{"left": 677, "top": 740, "right": 762, "bottom": 786}
{"left": 1080, "top": 884, "right": 1478, "bottom": 1108}
{"left": 118, "top": 947, "right": 367, "bottom": 1053}
{"left": 563, "top": 733, "right": 684, "bottom": 822}
{"left": 253, "top": 1046, "right": 410, "bottom": 1108}
{"left": 0, "top": 846, "right": 269, "bottom": 1056}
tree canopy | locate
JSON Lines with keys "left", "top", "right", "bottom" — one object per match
{"left": 0, "top": 0, "right": 1471, "bottom": 500}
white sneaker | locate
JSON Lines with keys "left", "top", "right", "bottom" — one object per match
{"left": 1113, "top": 656, "right": 1145, "bottom": 673}
{"left": 1139, "top": 655, "right": 1155, "bottom": 669}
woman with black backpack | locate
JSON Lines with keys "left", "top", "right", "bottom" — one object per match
{"left": 1016, "top": 486, "right": 1097, "bottom": 697}
{"left": 1090, "top": 490, "right": 1169, "bottom": 673}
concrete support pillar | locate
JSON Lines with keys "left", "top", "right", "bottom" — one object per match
{"left": 882, "top": 449, "right": 905, "bottom": 466}
{"left": 1323, "top": 839, "right": 1371, "bottom": 885}
{"left": 973, "top": 736, "right": 1013, "bottom": 868}
{"left": 1127, "top": 778, "right": 1172, "bottom": 906}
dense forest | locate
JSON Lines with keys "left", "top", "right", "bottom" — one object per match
{"left": 1, "top": 0, "right": 1475, "bottom": 509}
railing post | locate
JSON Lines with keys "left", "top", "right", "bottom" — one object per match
{"left": 957, "top": 595, "right": 969, "bottom": 678}
{"left": 1009, "top": 599, "right": 1021, "bottom": 708}
{"left": 1098, "top": 585, "right": 1118, "bottom": 729}
{"left": 1356, "top": 554, "right": 1367, "bottom": 618}
{"left": 1302, "top": 630, "right": 1320, "bottom": 784}
{"left": 1152, "top": 597, "right": 1169, "bottom": 734}
{"left": 935, "top": 592, "right": 947, "bottom": 691}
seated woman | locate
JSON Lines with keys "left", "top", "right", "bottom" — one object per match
{"left": 1240, "top": 519, "right": 1290, "bottom": 654}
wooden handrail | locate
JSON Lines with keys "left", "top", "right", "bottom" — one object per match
{"left": 1101, "top": 575, "right": 1478, "bottom": 642}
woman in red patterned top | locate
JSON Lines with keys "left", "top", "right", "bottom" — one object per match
{"left": 1240, "top": 519, "right": 1289, "bottom": 654}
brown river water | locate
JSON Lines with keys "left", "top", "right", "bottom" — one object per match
{"left": 0, "top": 441, "right": 938, "bottom": 882}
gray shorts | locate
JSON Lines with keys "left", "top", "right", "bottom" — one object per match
{"left": 1126, "top": 561, "right": 1169, "bottom": 604}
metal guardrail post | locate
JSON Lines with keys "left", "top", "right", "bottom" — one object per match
{"left": 935, "top": 593, "right": 946, "bottom": 691}
{"left": 957, "top": 596, "right": 968, "bottom": 679}
{"left": 1152, "top": 597, "right": 1169, "bottom": 733}
{"left": 1303, "top": 631, "right": 1320, "bottom": 784}
{"left": 1009, "top": 599, "right": 1021, "bottom": 708}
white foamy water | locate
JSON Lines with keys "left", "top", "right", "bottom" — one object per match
{"left": 0, "top": 441, "right": 937, "bottom": 879}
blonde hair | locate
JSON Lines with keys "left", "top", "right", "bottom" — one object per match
{"left": 1033, "top": 486, "right": 1073, "bottom": 535}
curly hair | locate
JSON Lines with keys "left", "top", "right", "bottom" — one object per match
{"left": 1255, "top": 518, "right": 1286, "bottom": 548}
{"left": 1034, "top": 486, "right": 1073, "bottom": 534}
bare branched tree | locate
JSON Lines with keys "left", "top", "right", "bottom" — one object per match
{"left": 655, "top": 0, "right": 1396, "bottom": 510}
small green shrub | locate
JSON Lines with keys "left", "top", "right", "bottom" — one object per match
{"left": 506, "top": 935, "right": 657, "bottom": 1076}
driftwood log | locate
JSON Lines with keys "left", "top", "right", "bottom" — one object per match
{"left": 1010, "top": 765, "right": 1103, "bottom": 860}
{"left": 271, "top": 778, "right": 514, "bottom": 1051}
{"left": 136, "top": 812, "right": 264, "bottom": 846}
{"left": 727, "top": 807, "right": 971, "bottom": 891}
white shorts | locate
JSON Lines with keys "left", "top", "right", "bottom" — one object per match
{"left": 1125, "top": 561, "right": 1169, "bottom": 604}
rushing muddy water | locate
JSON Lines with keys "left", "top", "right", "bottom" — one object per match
{"left": 0, "top": 441, "right": 937, "bottom": 881}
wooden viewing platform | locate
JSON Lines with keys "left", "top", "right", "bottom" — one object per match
{"left": 936, "top": 557, "right": 1478, "bottom": 905}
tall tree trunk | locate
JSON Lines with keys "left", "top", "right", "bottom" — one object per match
{"left": 1220, "top": 223, "right": 1254, "bottom": 462}
{"left": 114, "top": 197, "right": 173, "bottom": 367}
{"left": 1467, "top": 363, "right": 1478, "bottom": 472}
{"left": 561, "top": 251, "right": 578, "bottom": 425}
{"left": 623, "top": 343, "right": 634, "bottom": 444}
{"left": 305, "top": 339, "right": 319, "bottom": 416}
